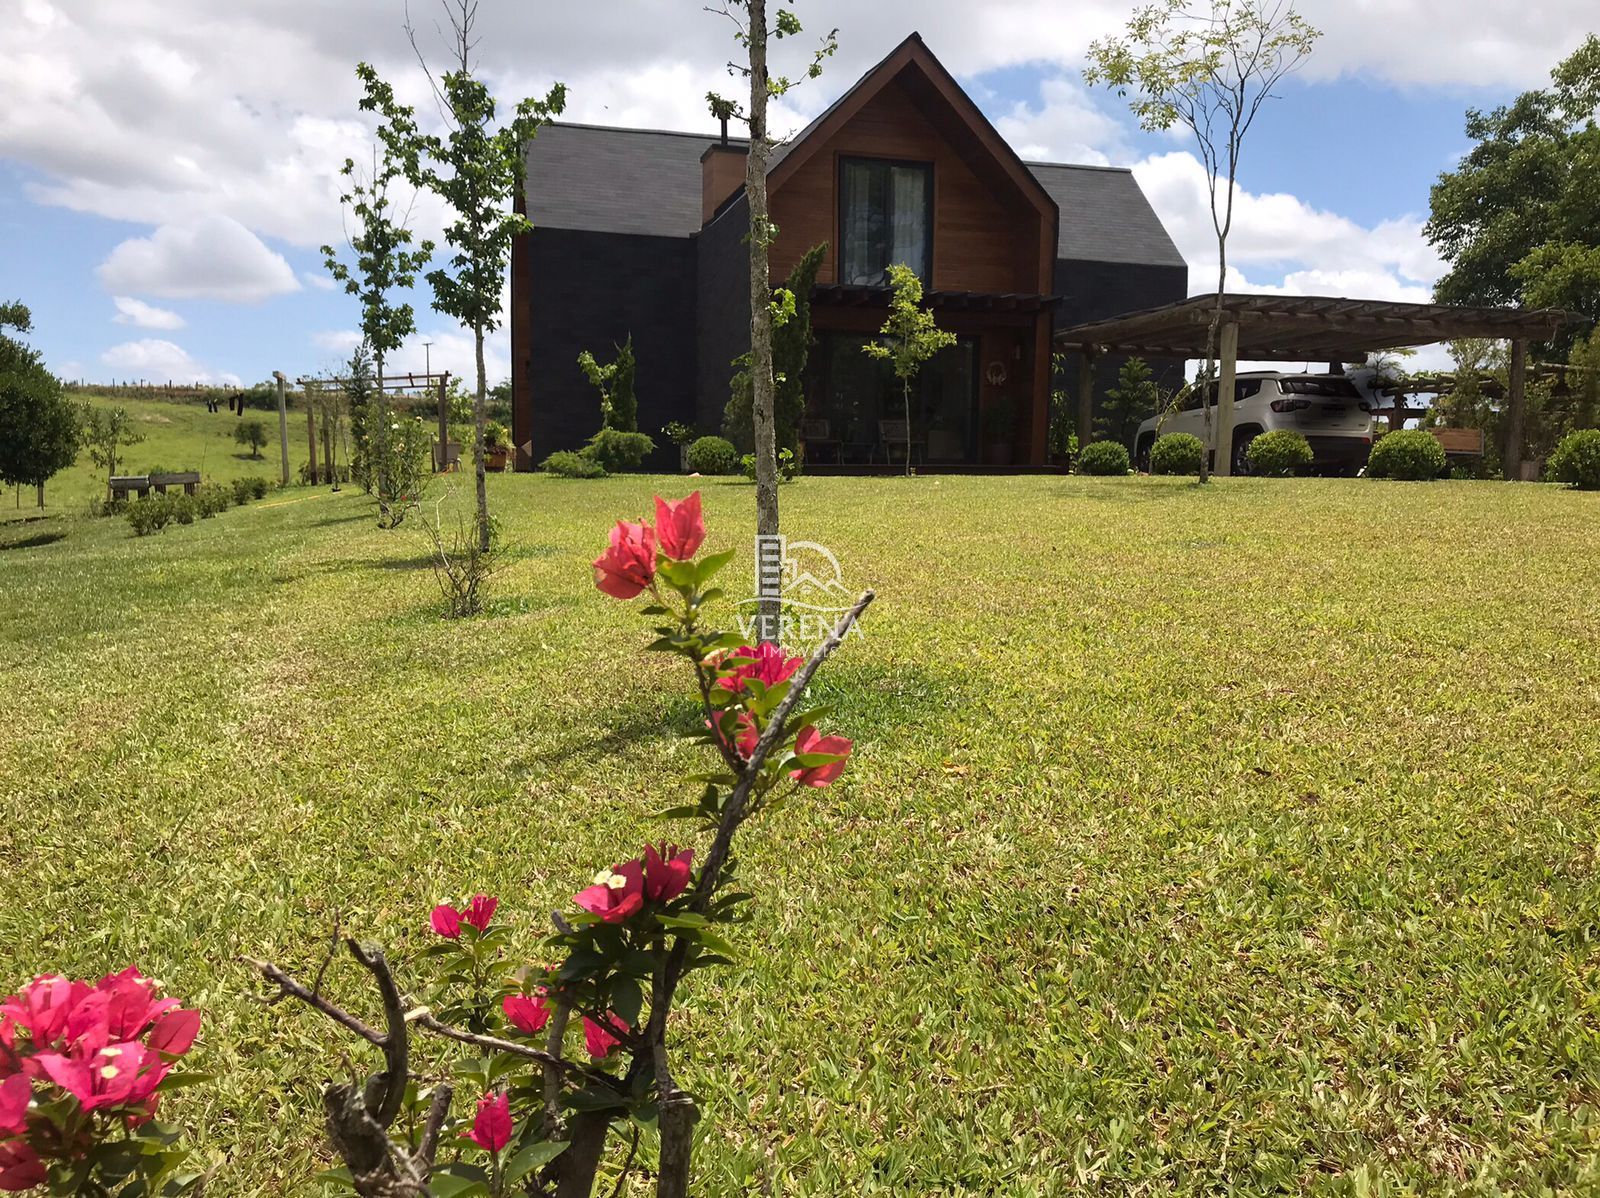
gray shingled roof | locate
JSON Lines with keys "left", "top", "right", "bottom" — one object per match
{"left": 1028, "top": 162, "right": 1186, "bottom": 268}
{"left": 524, "top": 123, "right": 1187, "bottom": 269}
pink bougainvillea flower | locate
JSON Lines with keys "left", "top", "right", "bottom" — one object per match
{"left": 583, "top": 1014, "right": 629, "bottom": 1060}
{"left": 592, "top": 519, "right": 657, "bottom": 599}
{"left": 34, "top": 1041, "right": 163, "bottom": 1114}
{"left": 0, "top": 974, "right": 90, "bottom": 1050}
{"left": 715, "top": 642, "right": 804, "bottom": 693}
{"left": 708, "top": 711, "right": 760, "bottom": 762}
{"left": 463, "top": 1090, "right": 513, "bottom": 1153}
{"left": 573, "top": 859, "right": 645, "bottom": 924}
{"left": 146, "top": 1008, "right": 201, "bottom": 1058}
{"left": 430, "top": 894, "right": 498, "bottom": 939}
{"left": 501, "top": 993, "right": 551, "bottom": 1037}
{"left": 429, "top": 904, "right": 463, "bottom": 939}
{"left": 0, "top": 1139, "right": 45, "bottom": 1192}
{"left": 653, "top": 492, "right": 706, "bottom": 561}
{"left": 642, "top": 844, "right": 694, "bottom": 903}
{"left": 790, "top": 725, "right": 853, "bottom": 788}
{"left": 0, "top": 1073, "right": 29, "bottom": 1136}
{"left": 462, "top": 894, "right": 498, "bottom": 933}
{"left": 71, "top": 969, "right": 179, "bottom": 1046}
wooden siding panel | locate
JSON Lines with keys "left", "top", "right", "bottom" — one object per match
{"left": 770, "top": 80, "right": 1035, "bottom": 295}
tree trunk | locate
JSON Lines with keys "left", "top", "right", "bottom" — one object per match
{"left": 1200, "top": 253, "right": 1225, "bottom": 485}
{"left": 746, "top": 0, "right": 780, "bottom": 640}
{"left": 36, "top": 482, "right": 44, "bottom": 509}
{"left": 902, "top": 378, "right": 913, "bottom": 477}
{"left": 474, "top": 323, "right": 490, "bottom": 552}
{"left": 551, "top": 1111, "right": 610, "bottom": 1198}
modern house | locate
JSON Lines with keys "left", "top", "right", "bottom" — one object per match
{"left": 511, "top": 33, "right": 1187, "bottom": 470}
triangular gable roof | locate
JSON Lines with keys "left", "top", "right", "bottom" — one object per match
{"left": 767, "top": 32, "right": 1057, "bottom": 225}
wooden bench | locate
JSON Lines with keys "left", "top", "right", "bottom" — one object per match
{"left": 109, "top": 472, "right": 201, "bottom": 499}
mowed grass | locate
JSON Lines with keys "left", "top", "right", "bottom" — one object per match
{"left": 2, "top": 474, "right": 1598, "bottom": 1196}
{"left": 4, "top": 392, "right": 289, "bottom": 518}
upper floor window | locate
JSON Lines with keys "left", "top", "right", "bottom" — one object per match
{"left": 839, "top": 157, "right": 932, "bottom": 287}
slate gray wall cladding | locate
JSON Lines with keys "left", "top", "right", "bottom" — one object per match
{"left": 525, "top": 228, "right": 697, "bottom": 467}
{"left": 694, "top": 196, "right": 752, "bottom": 438}
{"left": 1054, "top": 259, "right": 1190, "bottom": 438}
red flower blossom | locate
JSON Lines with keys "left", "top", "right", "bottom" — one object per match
{"left": 583, "top": 1014, "right": 629, "bottom": 1060}
{"left": 502, "top": 993, "right": 551, "bottom": 1037}
{"left": 146, "top": 1008, "right": 201, "bottom": 1058}
{"left": 463, "top": 1090, "right": 513, "bottom": 1153}
{"left": 430, "top": 894, "right": 497, "bottom": 939}
{"left": 0, "top": 1073, "right": 28, "bottom": 1136}
{"left": 643, "top": 844, "right": 694, "bottom": 903}
{"left": 34, "top": 1041, "right": 166, "bottom": 1114}
{"left": 715, "top": 642, "right": 803, "bottom": 694}
{"left": 573, "top": 860, "right": 645, "bottom": 924}
{"left": 0, "top": 975, "right": 89, "bottom": 1050}
{"left": 790, "top": 725, "right": 852, "bottom": 788}
{"left": 592, "top": 519, "right": 657, "bottom": 599}
{"left": 708, "top": 711, "right": 760, "bottom": 761}
{"left": 0, "top": 1139, "right": 45, "bottom": 1192}
{"left": 653, "top": 492, "right": 705, "bottom": 561}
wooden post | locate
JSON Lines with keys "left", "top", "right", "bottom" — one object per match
{"left": 272, "top": 372, "right": 290, "bottom": 488}
{"left": 1077, "top": 348, "right": 1099, "bottom": 450}
{"left": 1215, "top": 319, "right": 1240, "bottom": 476}
{"left": 306, "top": 395, "right": 319, "bottom": 486}
{"left": 436, "top": 372, "right": 450, "bottom": 471}
{"left": 1505, "top": 339, "right": 1527, "bottom": 481}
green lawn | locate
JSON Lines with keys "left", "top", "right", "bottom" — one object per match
{"left": 2, "top": 474, "right": 1598, "bottom": 1196}
{"left": 7, "top": 392, "right": 292, "bottom": 515}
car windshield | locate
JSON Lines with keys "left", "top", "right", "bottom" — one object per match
{"left": 1278, "top": 378, "right": 1362, "bottom": 398}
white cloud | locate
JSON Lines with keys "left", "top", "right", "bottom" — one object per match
{"left": 111, "top": 295, "right": 185, "bottom": 330}
{"left": 302, "top": 270, "right": 336, "bottom": 291}
{"left": 97, "top": 215, "right": 299, "bottom": 303}
{"left": 100, "top": 338, "right": 240, "bottom": 385}
{"left": 992, "top": 76, "right": 1123, "bottom": 166}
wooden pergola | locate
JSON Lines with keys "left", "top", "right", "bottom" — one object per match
{"left": 1055, "top": 294, "right": 1579, "bottom": 476}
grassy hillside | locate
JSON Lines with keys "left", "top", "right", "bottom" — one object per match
{"left": 2, "top": 475, "right": 1597, "bottom": 1196}
{"left": 5, "top": 392, "right": 293, "bottom": 516}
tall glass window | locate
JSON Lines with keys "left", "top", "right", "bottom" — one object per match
{"left": 839, "top": 158, "right": 932, "bottom": 286}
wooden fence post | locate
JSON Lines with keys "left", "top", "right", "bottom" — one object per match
{"left": 307, "top": 395, "right": 320, "bottom": 486}
{"left": 1505, "top": 339, "right": 1528, "bottom": 480}
{"left": 273, "top": 371, "right": 290, "bottom": 488}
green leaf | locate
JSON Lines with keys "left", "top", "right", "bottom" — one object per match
{"left": 503, "top": 1140, "right": 570, "bottom": 1185}
{"left": 428, "top": 1165, "right": 491, "bottom": 1198}
{"left": 155, "top": 1071, "right": 216, "bottom": 1092}
{"left": 695, "top": 548, "right": 737, "bottom": 585}
{"left": 609, "top": 975, "right": 644, "bottom": 1027}
{"left": 656, "top": 912, "right": 709, "bottom": 929}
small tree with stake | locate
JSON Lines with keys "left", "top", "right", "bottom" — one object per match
{"left": 1086, "top": 0, "right": 1318, "bottom": 481}
{"left": 862, "top": 264, "right": 956, "bottom": 476}
{"left": 255, "top": 491, "right": 869, "bottom": 1198}
{"left": 359, "top": 0, "right": 566, "bottom": 554}
{"left": 82, "top": 404, "right": 146, "bottom": 499}
{"left": 322, "top": 137, "right": 433, "bottom": 528}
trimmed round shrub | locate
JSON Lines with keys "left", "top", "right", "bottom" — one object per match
{"left": 686, "top": 435, "right": 740, "bottom": 475}
{"left": 1246, "top": 429, "right": 1314, "bottom": 477}
{"left": 1368, "top": 429, "right": 1445, "bottom": 480}
{"left": 582, "top": 428, "right": 656, "bottom": 472}
{"left": 126, "top": 494, "right": 173, "bottom": 537}
{"left": 1077, "top": 440, "right": 1131, "bottom": 475}
{"left": 541, "top": 450, "right": 607, "bottom": 479}
{"left": 170, "top": 494, "right": 197, "bottom": 525}
{"left": 1149, "top": 432, "right": 1205, "bottom": 476}
{"left": 231, "top": 478, "right": 254, "bottom": 506}
{"left": 1547, "top": 428, "right": 1600, "bottom": 490}
{"left": 249, "top": 477, "right": 271, "bottom": 499}
{"left": 195, "top": 483, "right": 231, "bottom": 518}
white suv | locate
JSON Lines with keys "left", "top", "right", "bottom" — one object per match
{"left": 1134, "top": 372, "right": 1376, "bottom": 476}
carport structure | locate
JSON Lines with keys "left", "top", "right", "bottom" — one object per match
{"left": 1054, "top": 294, "right": 1577, "bottom": 476}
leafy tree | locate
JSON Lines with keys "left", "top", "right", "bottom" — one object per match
{"left": 82, "top": 405, "right": 146, "bottom": 498}
{"left": 0, "top": 310, "right": 79, "bottom": 508}
{"left": 708, "top": 1, "right": 837, "bottom": 632}
{"left": 1098, "top": 356, "right": 1161, "bottom": 447}
{"left": 726, "top": 242, "right": 827, "bottom": 453}
{"left": 862, "top": 264, "right": 957, "bottom": 477}
{"left": 358, "top": 1, "right": 566, "bottom": 554}
{"left": 578, "top": 337, "right": 638, "bottom": 433}
{"left": 234, "top": 419, "right": 268, "bottom": 459}
{"left": 1428, "top": 35, "right": 1600, "bottom": 337}
{"left": 321, "top": 133, "right": 433, "bottom": 528}
{"left": 1087, "top": 0, "right": 1319, "bottom": 480}
{"left": 344, "top": 342, "right": 376, "bottom": 491}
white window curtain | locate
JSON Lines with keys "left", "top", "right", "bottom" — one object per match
{"left": 889, "top": 165, "right": 928, "bottom": 280}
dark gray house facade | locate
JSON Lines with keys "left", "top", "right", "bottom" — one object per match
{"left": 511, "top": 34, "right": 1187, "bottom": 469}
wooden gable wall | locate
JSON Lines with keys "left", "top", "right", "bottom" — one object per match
{"left": 768, "top": 76, "right": 1045, "bottom": 295}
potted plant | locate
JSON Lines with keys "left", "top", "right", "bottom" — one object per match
{"left": 984, "top": 393, "right": 1018, "bottom": 466}
{"left": 484, "top": 420, "right": 511, "bottom": 471}
{"left": 663, "top": 421, "right": 699, "bottom": 471}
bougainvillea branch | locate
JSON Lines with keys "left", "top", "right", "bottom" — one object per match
{"left": 252, "top": 492, "right": 867, "bottom": 1198}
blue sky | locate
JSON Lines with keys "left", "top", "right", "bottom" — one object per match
{"left": 1, "top": 1, "right": 1592, "bottom": 386}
